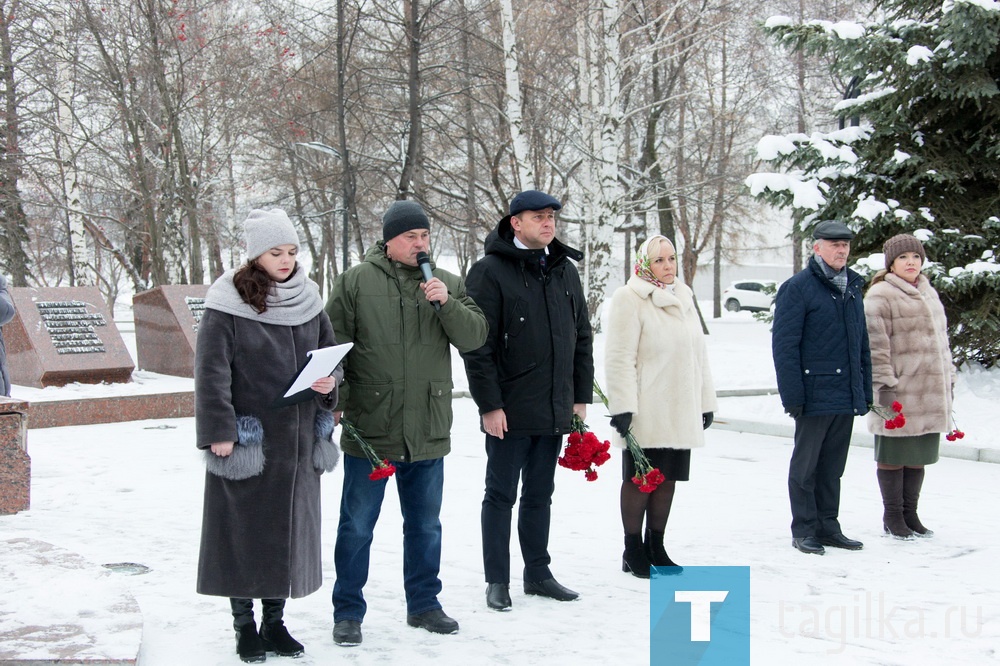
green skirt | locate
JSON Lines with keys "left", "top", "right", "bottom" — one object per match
{"left": 874, "top": 433, "right": 940, "bottom": 466}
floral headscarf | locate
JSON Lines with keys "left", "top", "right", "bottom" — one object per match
{"left": 634, "top": 235, "right": 675, "bottom": 289}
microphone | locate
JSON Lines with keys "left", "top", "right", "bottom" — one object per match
{"left": 416, "top": 251, "right": 441, "bottom": 311}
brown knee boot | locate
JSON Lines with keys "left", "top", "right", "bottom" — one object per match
{"left": 877, "top": 468, "right": 914, "bottom": 539}
{"left": 902, "top": 467, "right": 934, "bottom": 537}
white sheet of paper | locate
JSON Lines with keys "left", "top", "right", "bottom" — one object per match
{"left": 282, "top": 342, "right": 354, "bottom": 397}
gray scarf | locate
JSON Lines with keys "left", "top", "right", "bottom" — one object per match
{"left": 204, "top": 266, "right": 325, "bottom": 326}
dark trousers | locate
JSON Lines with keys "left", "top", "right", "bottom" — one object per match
{"left": 788, "top": 414, "right": 854, "bottom": 538}
{"left": 482, "top": 434, "right": 562, "bottom": 584}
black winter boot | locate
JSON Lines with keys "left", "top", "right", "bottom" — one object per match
{"left": 235, "top": 623, "right": 266, "bottom": 663}
{"left": 645, "top": 528, "right": 682, "bottom": 572}
{"left": 260, "top": 599, "right": 303, "bottom": 657}
{"left": 622, "top": 533, "right": 650, "bottom": 578}
{"left": 902, "top": 467, "right": 934, "bottom": 537}
{"left": 877, "top": 468, "right": 914, "bottom": 539}
{"left": 260, "top": 622, "right": 304, "bottom": 658}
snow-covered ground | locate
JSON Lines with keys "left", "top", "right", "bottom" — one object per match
{"left": 2, "top": 310, "right": 998, "bottom": 664}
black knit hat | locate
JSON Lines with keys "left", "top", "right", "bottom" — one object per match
{"left": 382, "top": 200, "right": 430, "bottom": 241}
{"left": 509, "top": 190, "right": 562, "bottom": 216}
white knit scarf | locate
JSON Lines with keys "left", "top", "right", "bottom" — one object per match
{"left": 204, "top": 266, "right": 324, "bottom": 326}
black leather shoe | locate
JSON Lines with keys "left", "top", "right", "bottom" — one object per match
{"left": 816, "top": 533, "right": 864, "bottom": 550}
{"left": 791, "top": 536, "right": 825, "bottom": 555}
{"left": 260, "top": 621, "right": 304, "bottom": 657}
{"left": 407, "top": 609, "right": 459, "bottom": 635}
{"left": 235, "top": 623, "right": 266, "bottom": 663}
{"left": 333, "top": 620, "right": 362, "bottom": 647}
{"left": 524, "top": 578, "right": 579, "bottom": 601}
{"left": 486, "top": 583, "right": 512, "bottom": 611}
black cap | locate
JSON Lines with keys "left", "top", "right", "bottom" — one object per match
{"left": 509, "top": 190, "right": 562, "bottom": 216}
{"left": 812, "top": 220, "right": 855, "bottom": 240}
{"left": 382, "top": 200, "right": 430, "bottom": 242}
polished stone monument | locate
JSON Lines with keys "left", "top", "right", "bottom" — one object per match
{"left": 6, "top": 287, "right": 134, "bottom": 388}
{"left": 132, "top": 284, "right": 209, "bottom": 378}
{"left": 0, "top": 397, "right": 29, "bottom": 515}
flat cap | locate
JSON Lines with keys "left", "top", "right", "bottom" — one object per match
{"left": 812, "top": 220, "right": 855, "bottom": 240}
{"left": 510, "top": 190, "right": 562, "bottom": 216}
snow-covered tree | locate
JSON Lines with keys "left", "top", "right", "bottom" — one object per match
{"left": 747, "top": 0, "right": 1000, "bottom": 367}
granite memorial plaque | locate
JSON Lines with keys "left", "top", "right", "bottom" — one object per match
{"left": 6, "top": 287, "right": 134, "bottom": 388}
{"left": 132, "top": 285, "right": 209, "bottom": 378}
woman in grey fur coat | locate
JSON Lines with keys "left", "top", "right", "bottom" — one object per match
{"left": 195, "top": 209, "right": 342, "bottom": 663}
{"left": 865, "top": 233, "right": 954, "bottom": 540}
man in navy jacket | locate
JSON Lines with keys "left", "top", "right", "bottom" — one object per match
{"left": 772, "top": 220, "right": 872, "bottom": 555}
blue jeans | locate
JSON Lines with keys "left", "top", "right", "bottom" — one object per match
{"left": 332, "top": 453, "right": 444, "bottom": 622}
{"left": 481, "top": 434, "right": 561, "bottom": 584}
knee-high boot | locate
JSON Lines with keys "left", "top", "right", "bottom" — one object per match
{"left": 902, "top": 467, "right": 933, "bottom": 537}
{"left": 230, "top": 598, "right": 265, "bottom": 663}
{"left": 260, "top": 599, "right": 304, "bottom": 658}
{"left": 877, "top": 468, "right": 914, "bottom": 539}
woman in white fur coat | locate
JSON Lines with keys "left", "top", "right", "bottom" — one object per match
{"left": 864, "top": 233, "right": 955, "bottom": 540}
{"left": 605, "top": 235, "right": 717, "bottom": 578}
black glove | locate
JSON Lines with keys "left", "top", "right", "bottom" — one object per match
{"left": 785, "top": 405, "right": 804, "bottom": 419}
{"left": 702, "top": 412, "right": 714, "bottom": 429}
{"left": 609, "top": 412, "right": 633, "bottom": 438}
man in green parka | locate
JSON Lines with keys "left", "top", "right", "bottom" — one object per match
{"left": 326, "top": 200, "right": 487, "bottom": 647}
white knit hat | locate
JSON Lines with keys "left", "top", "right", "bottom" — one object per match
{"left": 243, "top": 209, "right": 300, "bottom": 260}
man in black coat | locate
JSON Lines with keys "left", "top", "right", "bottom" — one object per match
{"left": 463, "top": 190, "right": 594, "bottom": 611}
{"left": 772, "top": 220, "right": 873, "bottom": 556}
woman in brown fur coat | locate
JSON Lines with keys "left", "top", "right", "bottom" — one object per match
{"left": 864, "top": 234, "right": 955, "bottom": 539}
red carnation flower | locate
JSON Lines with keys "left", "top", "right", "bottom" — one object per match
{"left": 891, "top": 401, "right": 903, "bottom": 413}
{"left": 342, "top": 420, "right": 398, "bottom": 482}
{"left": 558, "top": 415, "right": 611, "bottom": 483}
{"left": 368, "top": 460, "right": 397, "bottom": 480}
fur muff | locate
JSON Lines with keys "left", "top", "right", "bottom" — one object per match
{"left": 312, "top": 410, "right": 340, "bottom": 473}
{"left": 204, "top": 415, "right": 265, "bottom": 481}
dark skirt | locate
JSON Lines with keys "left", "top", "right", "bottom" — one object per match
{"left": 874, "top": 433, "right": 940, "bottom": 466}
{"left": 622, "top": 447, "right": 691, "bottom": 482}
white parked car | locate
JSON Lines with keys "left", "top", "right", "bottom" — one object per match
{"left": 723, "top": 280, "right": 777, "bottom": 313}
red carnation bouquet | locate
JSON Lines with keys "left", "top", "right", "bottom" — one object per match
{"left": 340, "top": 419, "right": 397, "bottom": 480}
{"left": 593, "top": 380, "right": 665, "bottom": 493}
{"left": 558, "top": 414, "right": 612, "bottom": 481}
{"left": 946, "top": 412, "right": 965, "bottom": 441}
{"left": 871, "top": 400, "right": 906, "bottom": 430}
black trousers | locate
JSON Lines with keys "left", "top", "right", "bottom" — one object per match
{"left": 788, "top": 414, "right": 854, "bottom": 538}
{"left": 481, "top": 434, "right": 561, "bottom": 584}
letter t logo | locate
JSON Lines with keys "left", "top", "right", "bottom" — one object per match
{"left": 674, "top": 590, "right": 729, "bottom": 641}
